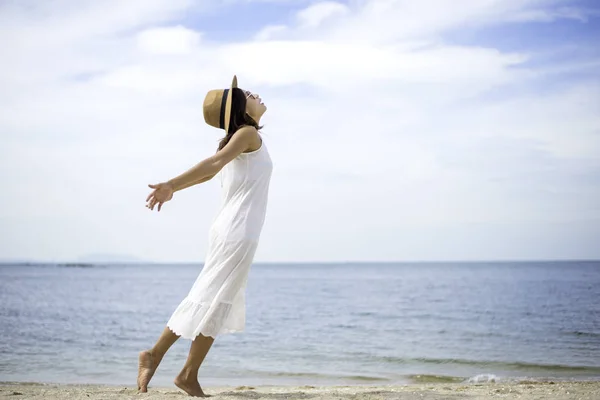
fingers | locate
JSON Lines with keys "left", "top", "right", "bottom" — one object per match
{"left": 146, "top": 184, "right": 159, "bottom": 200}
{"left": 145, "top": 195, "right": 157, "bottom": 210}
{"left": 146, "top": 192, "right": 155, "bottom": 206}
{"left": 145, "top": 184, "right": 168, "bottom": 211}
{"left": 147, "top": 200, "right": 166, "bottom": 212}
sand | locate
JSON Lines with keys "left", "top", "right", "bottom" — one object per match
{"left": 1, "top": 381, "right": 599, "bottom": 400}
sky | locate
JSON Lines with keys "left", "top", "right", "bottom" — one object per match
{"left": 0, "top": 0, "right": 599, "bottom": 263}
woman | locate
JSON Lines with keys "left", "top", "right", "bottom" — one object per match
{"left": 138, "top": 75, "right": 272, "bottom": 397}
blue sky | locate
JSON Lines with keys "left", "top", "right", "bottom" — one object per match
{"left": 181, "top": 1, "right": 300, "bottom": 40}
{"left": 0, "top": 0, "right": 599, "bottom": 263}
{"left": 450, "top": 5, "right": 600, "bottom": 48}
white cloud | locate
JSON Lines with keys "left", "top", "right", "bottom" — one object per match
{"left": 511, "top": 6, "right": 593, "bottom": 22}
{"left": 254, "top": 25, "right": 288, "bottom": 41}
{"left": 1, "top": 0, "right": 599, "bottom": 262}
{"left": 218, "top": 41, "right": 528, "bottom": 93}
{"left": 296, "top": 1, "right": 349, "bottom": 28}
{"left": 137, "top": 26, "right": 202, "bottom": 55}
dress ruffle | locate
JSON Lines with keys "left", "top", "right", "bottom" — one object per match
{"left": 166, "top": 296, "right": 245, "bottom": 339}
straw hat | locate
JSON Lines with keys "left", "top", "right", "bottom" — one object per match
{"left": 203, "top": 75, "right": 238, "bottom": 133}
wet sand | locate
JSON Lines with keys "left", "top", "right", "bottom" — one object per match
{"left": 1, "top": 381, "right": 599, "bottom": 399}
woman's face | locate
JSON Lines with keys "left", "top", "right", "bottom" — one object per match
{"left": 244, "top": 90, "right": 267, "bottom": 122}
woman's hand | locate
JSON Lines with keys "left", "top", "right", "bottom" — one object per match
{"left": 146, "top": 182, "right": 174, "bottom": 212}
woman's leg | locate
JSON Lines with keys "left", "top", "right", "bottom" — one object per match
{"left": 174, "top": 334, "right": 215, "bottom": 397}
{"left": 138, "top": 327, "right": 180, "bottom": 392}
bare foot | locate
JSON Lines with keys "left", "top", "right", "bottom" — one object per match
{"left": 137, "top": 350, "right": 155, "bottom": 393}
{"left": 174, "top": 374, "right": 209, "bottom": 397}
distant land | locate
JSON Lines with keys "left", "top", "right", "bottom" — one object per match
{"left": 0, "top": 254, "right": 146, "bottom": 265}
{"left": 0, "top": 257, "right": 598, "bottom": 266}
{"left": 75, "top": 253, "right": 146, "bottom": 263}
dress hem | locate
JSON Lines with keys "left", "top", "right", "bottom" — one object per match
{"left": 166, "top": 324, "right": 244, "bottom": 340}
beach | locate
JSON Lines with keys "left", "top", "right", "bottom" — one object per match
{"left": 1, "top": 382, "right": 599, "bottom": 399}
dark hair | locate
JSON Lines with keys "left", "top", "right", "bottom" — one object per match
{"left": 217, "top": 88, "right": 263, "bottom": 151}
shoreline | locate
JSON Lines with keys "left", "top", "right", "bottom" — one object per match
{"left": 2, "top": 381, "right": 599, "bottom": 399}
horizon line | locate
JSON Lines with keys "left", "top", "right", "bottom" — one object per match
{"left": 1, "top": 258, "right": 599, "bottom": 265}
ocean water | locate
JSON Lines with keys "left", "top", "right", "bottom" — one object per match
{"left": 1, "top": 261, "right": 599, "bottom": 387}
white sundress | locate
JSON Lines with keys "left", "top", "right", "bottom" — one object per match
{"left": 166, "top": 137, "right": 273, "bottom": 339}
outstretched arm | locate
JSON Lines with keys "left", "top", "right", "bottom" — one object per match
{"left": 175, "top": 173, "right": 216, "bottom": 191}
{"left": 145, "top": 126, "right": 258, "bottom": 211}
{"left": 167, "top": 126, "right": 256, "bottom": 193}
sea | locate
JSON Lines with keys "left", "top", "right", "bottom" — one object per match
{"left": 1, "top": 261, "right": 599, "bottom": 387}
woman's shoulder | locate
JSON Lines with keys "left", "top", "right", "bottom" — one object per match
{"left": 236, "top": 124, "right": 259, "bottom": 135}
{"left": 236, "top": 125, "right": 262, "bottom": 150}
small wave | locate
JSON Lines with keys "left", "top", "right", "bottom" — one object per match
{"left": 408, "top": 374, "right": 464, "bottom": 384}
{"left": 352, "top": 312, "right": 376, "bottom": 317}
{"left": 270, "top": 371, "right": 388, "bottom": 382}
{"left": 57, "top": 263, "right": 96, "bottom": 268}
{"left": 379, "top": 356, "right": 600, "bottom": 373}
{"left": 467, "top": 374, "right": 499, "bottom": 383}
{"left": 345, "top": 375, "right": 389, "bottom": 382}
{"left": 567, "top": 331, "right": 600, "bottom": 338}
